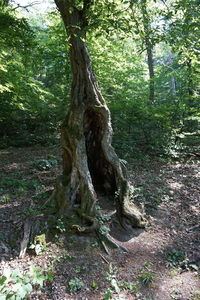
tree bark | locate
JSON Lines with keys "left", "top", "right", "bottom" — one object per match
{"left": 53, "top": 0, "right": 145, "bottom": 231}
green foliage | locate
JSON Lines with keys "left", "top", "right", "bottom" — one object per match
{"left": 91, "top": 281, "right": 98, "bottom": 289}
{"left": 0, "top": 10, "right": 69, "bottom": 148}
{"left": 99, "top": 225, "right": 110, "bottom": 236}
{"left": 30, "top": 158, "right": 57, "bottom": 171}
{"left": 192, "top": 290, "right": 200, "bottom": 300}
{"left": 0, "top": 177, "right": 40, "bottom": 198}
{"left": 0, "top": 194, "right": 10, "bottom": 203}
{"left": 167, "top": 249, "right": 188, "bottom": 267}
{"left": 103, "top": 288, "right": 112, "bottom": 300}
{"left": 0, "top": 177, "right": 36, "bottom": 189}
{"left": 0, "top": 266, "right": 52, "bottom": 299}
{"left": 104, "top": 263, "right": 139, "bottom": 298}
{"left": 29, "top": 233, "right": 47, "bottom": 255}
{"left": 64, "top": 254, "right": 76, "bottom": 260}
{"left": 55, "top": 218, "right": 66, "bottom": 233}
{"left": 118, "top": 280, "right": 139, "bottom": 292}
{"left": 97, "top": 206, "right": 111, "bottom": 236}
{"left": 68, "top": 277, "right": 84, "bottom": 293}
{"left": 0, "top": 0, "right": 199, "bottom": 159}
{"left": 105, "top": 264, "right": 120, "bottom": 294}
{"left": 138, "top": 262, "right": 155, "bottom": 285}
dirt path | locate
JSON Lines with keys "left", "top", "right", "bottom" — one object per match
{"left": 0, "top": 147, "right": 199, "bottom": 299}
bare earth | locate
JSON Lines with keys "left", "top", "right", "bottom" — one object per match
{"left": 0, "top": 146, "right": 199, "bottom": 300}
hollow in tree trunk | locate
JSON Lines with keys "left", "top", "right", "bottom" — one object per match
{"left": 53, "top": 0, "right": 145, "bottom": 232}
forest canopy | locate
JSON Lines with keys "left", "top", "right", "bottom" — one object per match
{"left": 0, "top": 0, "right": 199, "bottom": 158}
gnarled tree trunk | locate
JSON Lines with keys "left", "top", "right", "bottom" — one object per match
{"left": 53, "top": 0, "right": 145, "bottom": 232}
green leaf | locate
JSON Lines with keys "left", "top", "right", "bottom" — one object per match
{"left": 3, "top": 268, "right": 11, "bottom": 280}
{"left": 103, "top": 289, "right": 112, "bottom": 300}
{"left": 23, "top": 283, "right": 33, "bottom": 294}
{"left": 91, "top": 281, "right": 98, "bottom": 289}
{"left": 11, "top": 269, "right": 22, "bottom": 280}
{"left": 0, "top": 276, "right": 7, "bottom": 286}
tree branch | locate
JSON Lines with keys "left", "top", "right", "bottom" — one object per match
{"left": 11, "top": 1, "right": 40, "bottom": 11}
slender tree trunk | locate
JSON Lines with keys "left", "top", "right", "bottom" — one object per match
{"left": 186, "top": 58, "right": 194, "bottom": 102}
{"left": 146, "top": 44, "right": 155, "bottom": 103}
{"left": 183, "top": 8, "right": 194, "bottom": 105}
{"left": 53, "top": 0, "right": 145, "bottom": 232}
{"left": 141, "top": 0, "right": 155, "bottom": 103}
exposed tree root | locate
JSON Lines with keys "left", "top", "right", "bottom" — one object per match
{"left": 100, "top": 253, "right": 110, "bottom": 264}
{"left": 19, "top": 218, "right": 31, "bottom": 259}
{"left": 19, "top": 214, "right": 50, "bottom": 258}
{"left": 71, "top": 224, "right": 96, "bottom": 234}
{"left": 97, "top": 231, "right": 128, "bottom": 253}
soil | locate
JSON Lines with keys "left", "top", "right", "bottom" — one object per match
{"left": 0, "top": 146, "right": 199, "bottom": 300}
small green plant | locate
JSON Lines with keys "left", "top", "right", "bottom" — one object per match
{"left": 0, "top": 194, "right": 10, "bottom": 203}
{"left": 91, "top": 281, "right": 98, "bottom": 289}
{"left": 0, "top": 266, "right": 52, "bottom": 299}
{"left": 32, "top": 182, "right": 46, "bottom": 193}
{"left": 118, "top": 281, "right": 139, "bottom": 292}
{"left": 51, "top": 253, "right": 76, "bottom": 267}
{"left": 16, "top": 186, "right": 27, "bottom": 196}
{"left": 68, "top": 277, "right": 84, "bottom": 293}
{"left": 97, "top": 206, "right": 111, "bottom": 236}
{"left": 26, "top": 207, "right": 42, "bottom": 216}
{"left": 168, "top": 267, "right": 180, "bottom": 277}
{"left": 105, "top": 263, "right": 120, "bottom": 293}
{"left": 64, "top": 254, "right": 76, "bottom": 260}
{"left": 99, "top": 224, "right": 110, "bottom": 236}
{"left": 192, "top": 290, "right": 200, "bottom": 300}
{"left": 103, "top": 288, "right": 112, "bottom": 300}
{"left": 55, "top": 218, "right": 66, "bottom": 233}
{"left": 75, "top": 266, "right": 82, "bottom": 273}
{"left": 29, "top": 233, "right": 46, "bottom": 255}
{"left": 30, "top": 158, "right": 57, "bottom": 171}
{"left": 33, "top": 190, "right": 51, "bottom": 203}
{"left": 91, "top": 240, "right": 99, "bottom": 248}
{"left": 75, "top": 265, "right": 88, "bottom": 274}
{"left": 167, "top": 249, "right": 187, "bottom": 267}
{"left": 138, "top": 262, "right": 155, "bottom": 285}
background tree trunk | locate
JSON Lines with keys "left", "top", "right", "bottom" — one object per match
{"left": 141, "top": 0, "right": 155, "bottom": 104}
{"left": 53, "top": 0, "right": 145, "bottom": 231}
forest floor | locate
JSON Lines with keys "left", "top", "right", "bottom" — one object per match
{"left": 0, "top": 146, "right": 200, "bottom": 300}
